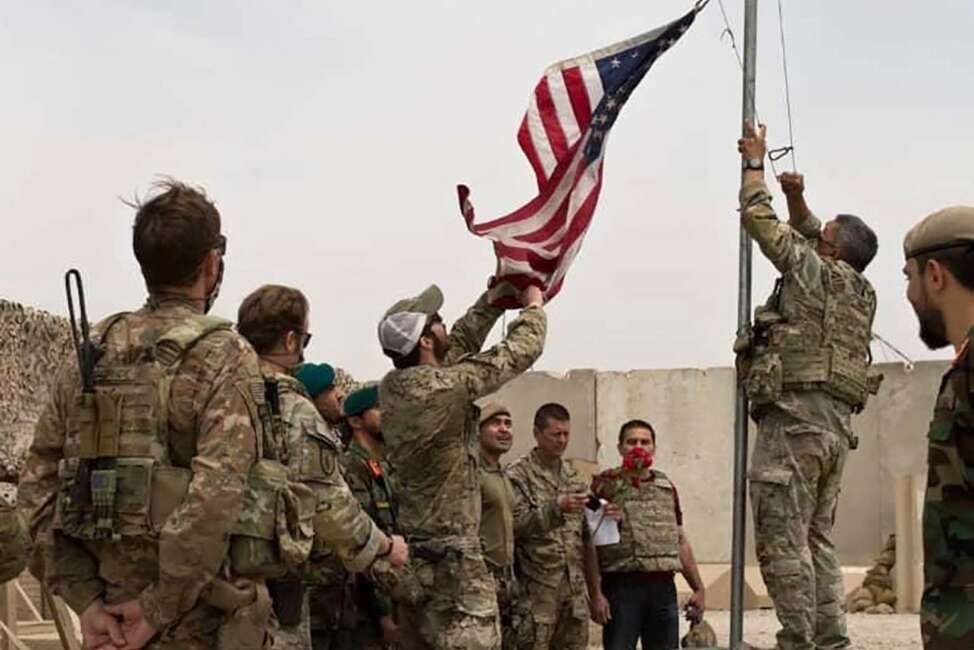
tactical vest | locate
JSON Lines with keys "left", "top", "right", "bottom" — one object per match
{"left": 54, "top": 312, "right": 313, "bottom": 579}
{"left": 924, "top": 362, "right": 974, "bottom": 590}
{"left": 741, "top": 260, "right": 880, "bottom": 411}
{"left": 596, "top": 470, "right": 682, "bottom": 574}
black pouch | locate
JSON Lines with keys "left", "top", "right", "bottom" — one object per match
{"left": 267, "top": 578, "right": 306, "bottom": 627}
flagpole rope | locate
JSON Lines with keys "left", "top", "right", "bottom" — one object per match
{"left": 872, "top": 332, "right": 916, "bottom": 372}
{"left": 715, "top": 0, "right": 779, "bottom": 177}
{"left": 776, "top": 0, "right": 798, "bottom": 172}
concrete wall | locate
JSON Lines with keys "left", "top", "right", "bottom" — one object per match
{"left": 485, "top": 360, "right": 946, "bottom": 566}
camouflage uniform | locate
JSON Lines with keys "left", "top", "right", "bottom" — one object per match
{"left": 262, "top": 370, "right": 388, "bottom": 650}
{"left": 18, "top": 299, "right": 273, "bottom": 649}
{"left": 380, "top": 292, "right": 546, "bottom": 650}
{"left": 330, "top": 438, "right": 399, "bottom": 649}
{"left": 919, "top": 333, "right": 974, "bottom": 649}
{"left": 738, "top": 180, "right": 877, "bottom": 650}
{"left": 507, "top": 449, "right": 590, "bottom": 650}
{"left": 0, "top": 480, "right": 27, "bottom": 583}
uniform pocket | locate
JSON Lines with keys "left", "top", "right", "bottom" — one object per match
{"left": 748, "top": 466, "right": 796, "bottom": 564}
{"left": 745, "top": 353, "right": 783, "bottom": 406}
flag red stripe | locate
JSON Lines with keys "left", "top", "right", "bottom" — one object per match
{"left": 467, "top": 139, "right": 583, "bottom": 233}
{"left": 535, "top": 77, "right": 569, "bottom": 161}
{"left": 562, "top": 67, "right": 593, "bottom": 132}
{"left": 511, "top": 158, "right": 590, "bottom": 244}
{"left": 517, "top": 116, "right": 547, "bottom": 190}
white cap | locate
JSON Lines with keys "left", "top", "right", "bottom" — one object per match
{"left": 378, "top": 311, "right": 428, "bottom": 356}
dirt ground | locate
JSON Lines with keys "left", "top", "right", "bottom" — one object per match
{"left": 587, "top": 611, "right": 923, "bottom": 649}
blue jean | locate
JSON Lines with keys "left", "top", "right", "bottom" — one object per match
{"left": 601, "top": 573, "right": 679, "bottom": 650}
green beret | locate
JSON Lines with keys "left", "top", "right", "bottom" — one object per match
{"left": 344, "top": 385, "right": 379, "bottom": 417}
{"left": 904, "top": 206, "right": 974, "bottom": 259}
{"left": 294, "top": 363, "right": 336, "bottom": 398}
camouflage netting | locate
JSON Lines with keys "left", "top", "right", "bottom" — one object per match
{"left": 846, "top": 534, "right": 897, "bottom": 615}
{"left": 0, "top": 299, "right": 74, "bottom": 481}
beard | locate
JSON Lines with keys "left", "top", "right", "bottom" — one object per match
{"left": 433, "top": 335, "right": 450, "bottom": 363}
{"left": 917, "top": 304, "right": 949, "bottom": 350}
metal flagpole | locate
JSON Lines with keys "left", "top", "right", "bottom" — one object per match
{"left": 730, "top": 0, "right": 757, "bottom": 648}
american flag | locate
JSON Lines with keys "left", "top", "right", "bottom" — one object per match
{"left": 458, "top": 7, "right": 701, "bottom": 306}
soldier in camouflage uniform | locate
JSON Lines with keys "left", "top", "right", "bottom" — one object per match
{"left": 338, "top": 384, "right": 400, "bottom": 648}
{"left": 377, "top": 282, "right": 546, "bottom": 650}
{"left": 236, "top": 287, "right": 408, "bottom": 650}
{"left": 589, "top": 419, "right": 706, "bottom": 650}
{"left": 291, "top": 362, "right": 370, "bottom": 649}
{"left": 477, "top": 401, "right": 573, "bottom": 650}
{"left": 0, "top": 478, "right": 27, "bottom": 584}
{"left": 902, "top": 205, "right": 974, "bottom": 649}
{"left": 18, "top": 181, "right": 285, "bottom": 649}
{"left": 737, "top": 124, "right": 880, "bottom": 650}
{"left": 507, "top": 403, "right": 604, "bottom": 650}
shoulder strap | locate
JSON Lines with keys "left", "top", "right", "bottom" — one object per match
{"left": 155, "top": 314, "right": 232, "bottom": 367}
{"left": 95, "top": 311, "right": 132, "bottom": 346}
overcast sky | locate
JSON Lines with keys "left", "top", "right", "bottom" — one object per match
{"left": 3, "top": 1, "right": 972, "bottom": 381}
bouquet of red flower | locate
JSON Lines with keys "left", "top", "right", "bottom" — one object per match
{"left": 591, "top": 446, "right": 654, "bottom": 504}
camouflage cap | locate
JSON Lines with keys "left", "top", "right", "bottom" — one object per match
{"left": 344, "top": 384, "right": 379, "bottom": 416}
{"left": 378, "top": 284, "right": 444, "bottom": 356}
{"left": 904, "top": 206, "right": 974, "bottom": 259}
{"left": 478, "top": 401, "right": 511, "bottom": 426}
{"left": 382, "top": 284, "right": 444, "bottom": 319}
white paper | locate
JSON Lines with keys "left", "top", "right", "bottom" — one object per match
{"left": 584, "top": 499, "right": 621, "bottom": 546}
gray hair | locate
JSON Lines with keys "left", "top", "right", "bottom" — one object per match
{"left": 834, "top": 214, "right": 878, "bottom": 272}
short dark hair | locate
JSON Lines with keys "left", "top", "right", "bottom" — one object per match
{"left": 833, "top": 214, "right": 878, "bottom": 273}
{"left": 385, "top": 317, "right": 437, "bottom": 370}
{"left": 916, "top": 245, "right": 974, "bottom": 291}
{"left": 618, "top": 419, "right": 656, "bottom": 445}
{"left": 237, "top": 285, "right": 309, "bottom": 354}
{"left": 534, "top": 402, "right": 570, "bottom": 430}
{"left": 131, "top": 179, "right": 222, "bottom": 289}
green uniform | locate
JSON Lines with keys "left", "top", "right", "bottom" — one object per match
{"left": 320, "top": 438, "right": 399, "bottom": 650}
{"left": 507, "top": 449, "right": 590, "bottom": 650}
{"left": 380, "top": 292, "right": 546, "bottom": 650}
{"left": 738, "top": 180, "right": 877, "bottom": 650}
{"left": 920, "top": 332, "right": 974, "bottom": 649}
{"left": 479, "top": 454, "right": 517, "bottom": 650}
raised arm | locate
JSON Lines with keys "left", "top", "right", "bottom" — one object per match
{"left": 738, "top": 122, "right": 820, "bottom": 277}
{"left": 444, "top": 290, "right": 505, "bottom": 364}
{"left": 451, "top": 286, "right": 546, "bottom": 400}
{"left": 778, "top": 171, "right": 822, "bottom": 240}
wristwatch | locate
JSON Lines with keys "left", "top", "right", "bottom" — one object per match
{"left": 742, "top": 158, "right": 764, "bottom": 171}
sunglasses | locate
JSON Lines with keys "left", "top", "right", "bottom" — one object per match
{"left": 214, "top": 234, "right": 227, "bottom": 256}
{"left": 298, "top": 331, "right": 313, "bottom": 349}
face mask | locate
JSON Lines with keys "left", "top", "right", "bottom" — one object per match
{"left": 203, "top": 257, "right": 224, "bottom": 314}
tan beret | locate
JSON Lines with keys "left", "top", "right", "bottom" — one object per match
{"left": 904, "top": 206, "right": 974, "bottom": 259}
{"left": 478, "top": 401, "right": 511, "bottom": 426}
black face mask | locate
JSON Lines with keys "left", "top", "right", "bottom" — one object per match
{"left": 203, "top": 257, "right": 224, "bottom": 314}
